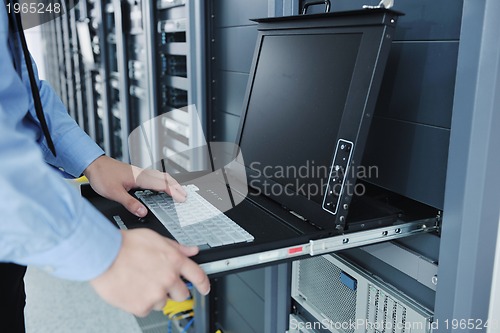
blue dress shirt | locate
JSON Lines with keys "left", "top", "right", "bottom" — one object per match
{"left": 0, "top": 5, "right": 122, "bottom": 281}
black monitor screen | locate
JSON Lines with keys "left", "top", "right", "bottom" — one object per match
{"left": 239, "top": 33, "right": 362, "bottom": 204}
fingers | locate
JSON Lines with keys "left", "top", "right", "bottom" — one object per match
{"left": 160, "top": 239, "right": 209, "bottom": 296}
{"left": 176, "top": 243, "right": 199, "bottom": 257}
{"left": 84, "top": 157, "right": 187, "bottom": 213}
{"left": 178, "top": 256, "right": 210, "bottom": 296}
{"left": 91, "top": 229, "right": 209, "bottom": 318}
{"left": 167, "top": 278, "right": 191, "bottom": 302}
{"left": 134, "top": 168, "right": 187, "bottom": 202}
{"left": 157, "top": 172, "right": 187, "bottom": 202}
{"left": 113, "top": 187, "right": 147, "bottom": 217}
{"left": 166, "top": 179, "right": 188, "bottom": 203}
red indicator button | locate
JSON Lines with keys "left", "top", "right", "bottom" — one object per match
{"left": 288, "top": 247, "right": 303, "bottom": 255}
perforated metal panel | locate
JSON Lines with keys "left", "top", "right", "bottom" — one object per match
{"left": 297, "top": 256, "right": 357, "bottom": 333}
{"left": 366, "top": 285, "right": 408, "bottom": 333}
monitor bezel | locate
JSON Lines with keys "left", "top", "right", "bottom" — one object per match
{"left": 232, "top": 10, "right": 401, "bottom": 231}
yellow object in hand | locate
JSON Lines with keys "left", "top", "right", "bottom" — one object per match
{"left": 162, "top": 299, "right": 194, "bottom": 318}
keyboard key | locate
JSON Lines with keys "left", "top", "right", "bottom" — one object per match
{"left": 227, "top": 231, "right": 247, "bottom": 243}
{"left": 218, "top": 234, "right": 235, "bottom": 245}
{"left": 206, "top": 234, "right": 223, "bottom": 247}
{"left": 198, "top": 244, "right": 210, "bottom": 251}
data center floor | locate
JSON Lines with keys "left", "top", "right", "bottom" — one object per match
{"left": 24, "top": 267, "right": 170, "bottom": 333}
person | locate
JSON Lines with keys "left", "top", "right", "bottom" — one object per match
{"left": 0, "top": 3, "right": 210, "bottom": 332}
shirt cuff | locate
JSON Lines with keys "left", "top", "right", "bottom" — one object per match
{"left": 22, "top": 203, "right": 122, "bottom": 281}
{"left": 43, "top": 126, "right": 105, "bottom": 177}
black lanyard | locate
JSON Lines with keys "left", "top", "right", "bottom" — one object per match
{"left": 7, "top": 0, "right": 57, "bottom": 157}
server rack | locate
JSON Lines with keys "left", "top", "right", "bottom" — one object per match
{"left": 41, "top": 0, "right": 207, "bottom": 167}
{"left": 102, "top": 0, "right": 123, "bottom": 159}
{"left": 75, "top": 0, "right": 104, "bottom": 148}
{"left": 156, "top": 1, "right": 191, "bottom": 172}
{"left": 69, "top": 0, "right": 88, "bottom": 129}
{"left": 41, "top": 12, "right": 58, "bottom": 93}
{"left": 54, "top": 9, "right": 68, "bottom": 111}
{"left": 151, "top": 0, "right": 207, "bottom": 173}
{"left": 60, "top": 1, "right": 76, "bottom": 121}
{"left": 121, "top": 0, "right": 154, "bottom": 165}
{"left": 111, "top": 0, "right": 130, "bottom": 162}
{"left": 40, "top": 2, "right": 83, "bottom": 124}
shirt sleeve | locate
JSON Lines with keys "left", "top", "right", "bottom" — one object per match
{"left": 0, "top": 106, "right": 122, "bottom": 281}
{"left": 30, "top": 57, "right": 105, "bottom": 177}
{"left": 0, "top": 7, "right": 122, "bottom": 280}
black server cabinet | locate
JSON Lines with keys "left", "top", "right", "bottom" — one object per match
{"left": 155, "top": 1, "right": 191, "bottom": 173}
{"left": 123, "top": 0, "right": 151, "bottom": 131}
{"left": 102, "top": 0, "right": 123, "bottom": 159}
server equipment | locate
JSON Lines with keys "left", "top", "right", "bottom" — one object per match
{"left": 290, "top": 254, "right": 433, "bottom": 333}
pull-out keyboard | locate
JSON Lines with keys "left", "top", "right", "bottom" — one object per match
{"left": 135, "top": 185, "right": 254, "bottom": 248}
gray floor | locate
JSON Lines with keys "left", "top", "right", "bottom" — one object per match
{"left": 24, "top": 267, "right": 170, "bottom": 333}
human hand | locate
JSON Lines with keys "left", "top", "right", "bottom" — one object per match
{"left": 83, "top": 155, "right": 187, "bottom": 217}
{"left": 90, "top": 229, "right": 210, "bottom": 317}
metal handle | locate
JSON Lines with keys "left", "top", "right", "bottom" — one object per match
{"left": 301, "top": 0, "right": 331, "bottom": 15}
